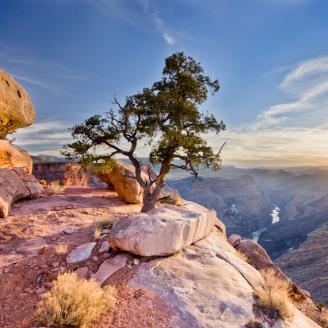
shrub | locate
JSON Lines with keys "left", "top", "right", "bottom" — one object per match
{"left": 257, "top": 268, "right": 293, "bottom": 320}
{"left": 94, "top": 227, "right": 102, "bottom": 240}
{"left": 47, "top": 181, "right": 65, "bottom": 195}
{"left": 36, "top": 272, "right": 116, "bottom": 328}
{"left": 96, "top": 217, "right": 113, "bottom": 229}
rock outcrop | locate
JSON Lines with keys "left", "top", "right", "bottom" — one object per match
{"left": 109, "top": 202, "right": 217, "bottom": 256}
{"left": 0, "top": 69, "right": 36, "bottom": 177}
{"left": 128, "top": 225, "right": 320, "bottom": 328}
{"left": 0, "top": 69, "right": 35, "bottom": 138}
{"left": 64, "top": 163, "right": 90, "bottom": 187}
{"left": 33, "top": 162, "right": 107, "bottom": 187}
{"left": 0, "top": 168, "right": 42, "bottom": 217}
{"left": 0, "top": 139, "right": 33, "bottom": 173}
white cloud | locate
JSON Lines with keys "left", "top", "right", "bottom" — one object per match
{"left": 220, "top": 55, "right": 328, "bottom": 166}
{"left": 251, "top": 55, "right": 328, "bottom": 131}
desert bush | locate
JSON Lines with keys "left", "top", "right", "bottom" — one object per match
{"left": 96, "top": 217, "right": 113, "bottom": 229}
{"left": 54, "top": 243, "right": 68, "bottom": 255}
{"left": 38, "top": 179, "right": 47, "bottom": 186}
{"left": 36, "top": 272, "right": 116, "bottom": 328}
{"left": 257, "top": 268, "right": 293, "bottom": 320}
{"left": 47, "top": 181, "right": 65, "bottom": 195}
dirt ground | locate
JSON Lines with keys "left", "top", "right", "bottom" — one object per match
{"left": 0, "top": 187, "right": 172, "bottom": 328}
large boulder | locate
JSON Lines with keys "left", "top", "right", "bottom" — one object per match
{"left": 0, "top": 69, "right": 35, "bottom": 137}
{"left": 90, "top": 160, "right": 145, "bottom": 204}
{"left": 0, "top": 139, "right": 33, "bottom": 173}
{"left": 109, "top": 202, "right": 217, "bottom": 256}
{"left": 91, "top": 160, "right": 183, "bottom": 205}
{"left": 129, "top": 229, "right": 321, "bottom": 328}
{"left": 0, "top": 168, "right": 42, "bottom": 217}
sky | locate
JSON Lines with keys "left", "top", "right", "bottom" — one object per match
{"left": 1, "top": 0, "right": 328, "bottom": 167}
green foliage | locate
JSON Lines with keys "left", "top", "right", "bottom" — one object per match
{"left": 63, "top": 52, "right": 226, "bottom": 208}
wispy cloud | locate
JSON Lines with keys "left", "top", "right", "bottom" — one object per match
{"left": 150, "top": 12, "right": 175, "bottom": 45}
{"left": 86, "top": 0, "right": 176, "bottom": 45}
{"left": 12, "top": 74, "right": 61, "bottom": 94}
{"left": 0, "top": 44, "right": 87, "bottom": 93}
{"left": 10, "top": 121, "right": 72, "bottom": 155}
{"left": 251, "top": 55, "right": 328, "bottom": 130}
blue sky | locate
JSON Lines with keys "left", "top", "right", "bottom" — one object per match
{"left": 1, "top": 0, "right": 328, "bottom": 166}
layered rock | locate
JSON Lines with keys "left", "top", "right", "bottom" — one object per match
{"left": 0, "top": 69, "right": 35, "bottom": 138}
{"left": 109, "top": 202, "right": 217, "bottom": 256}
{"left": 0, "top": 139, "right": 33, "bottom": 173}
{"left": 64, "top": 163, "right": 89, "bottom": 187}
{"left": 0, "top": 168, "right": 42, "bottom": 217}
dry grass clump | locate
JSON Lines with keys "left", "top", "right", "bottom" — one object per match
{"left": 257, "top": 268, "right": 293, "bottom": 320}
{"left": 94, "top": 227, "right": 102, "bottom": 240}
{"left": 36, "top": 272, "right": 116, "bottom": 328}
{"left": 54, "top": 243, "right": 68, "bottom": 255}
{"left": 47, "top": 181, "right": 65, "bottom": 195}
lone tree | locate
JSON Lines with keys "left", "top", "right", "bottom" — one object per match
{"left": 63, "top": 52, "right": 226, "bottom": 212}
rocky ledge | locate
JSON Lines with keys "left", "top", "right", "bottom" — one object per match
{"left": 105, "top": 202, "right": 321, "bottom": 328}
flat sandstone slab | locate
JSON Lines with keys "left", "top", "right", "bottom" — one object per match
{"left": 93, "top": 254, "right": 128, "bottom": 285}
{"left": 109, "top": 202, "right": 217, "bottom": 256}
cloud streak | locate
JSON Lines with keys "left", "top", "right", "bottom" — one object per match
{"left": 220, "top": 55, "right": 328, "bottom": 166}
{"left": 10, "top": 121, "right": 72, "bottom": 155}
{"left": 86, "top": 0, "right": 176, "bottom": 45}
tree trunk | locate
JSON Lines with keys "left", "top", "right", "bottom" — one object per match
{"left": 140, "top": 180, "right": 165, "bottom": 213}
{"left": 141, "top": 189, "right": 157, "bottom": 212}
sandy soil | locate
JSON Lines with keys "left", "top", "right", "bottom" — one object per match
{"left": 0, "top": 187, "right": 172, "bottom": 328}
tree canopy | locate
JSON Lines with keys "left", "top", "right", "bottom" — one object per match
{"left": 63, "top": 52, "right": 226, "bottom": 212}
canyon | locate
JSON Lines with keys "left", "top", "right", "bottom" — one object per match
{"left": 170, "top": 166, "right": 328, "bottom": 306}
